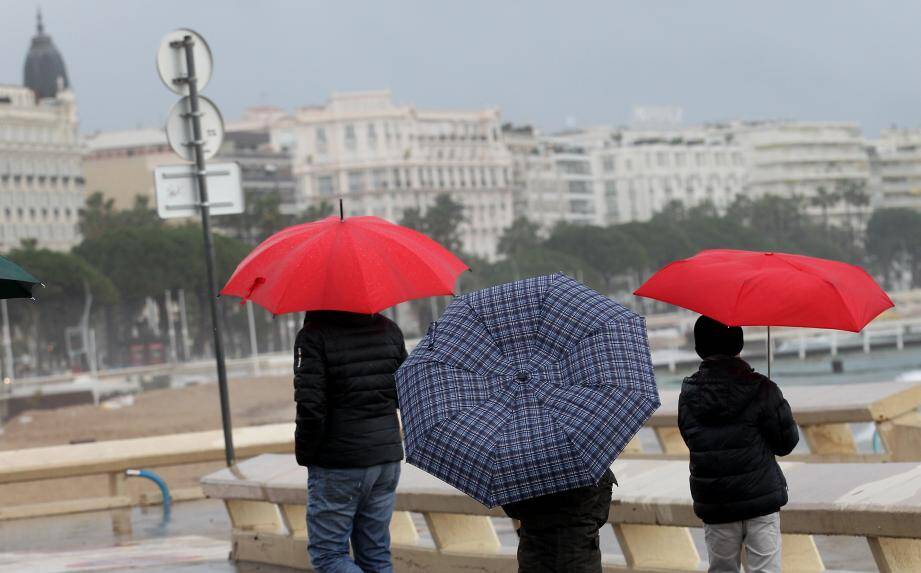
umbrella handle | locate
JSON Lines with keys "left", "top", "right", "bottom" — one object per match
{"left": 427, "top": 321, "right": 438, "bottom": 349}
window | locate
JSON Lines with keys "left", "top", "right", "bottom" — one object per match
{"left": 393, "top": 168, "right": 402, "bottom": 189}
{"left": 602, "top": 156, "right": 615, "bottom": 173}
{"left": 316, "top": 127, "right": 327, "bottom": 147}
{"left": 317, "top": 175, "right": 335, "bottom": 196}
{"left": 367, "top": 124, "right": 377, "bottom": 147}
{"left": 347, "top": 171, "right": 365, "bottom": 193}
{"left": 344, "top": 124, "right": 357, "bottom": 150}
{"left": 372, "top": 169, "right": 388, "bottom": 190}
{"left": 568, "top": 181, "right": 592, "bottom": 194}
{"left": 657, "top": 152, "right": 668, "bottom": 167}
{"left": 569, "top": 199, "right": 595, "bottom": 215}
{"left": 605, "top": 181, "right": 617, "bottom": 196}
{"left": 558, "top": 160, "right": 590, "bottom": 175}
{"left": 437, "top": 168, "right": 445, "bottom": 188}
{"left": 675, "top": 152, "right": 686, "bottom": 167}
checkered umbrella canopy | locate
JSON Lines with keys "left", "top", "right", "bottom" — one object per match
{"left": 395, "top": 274, "right": 660, "bottom": 507}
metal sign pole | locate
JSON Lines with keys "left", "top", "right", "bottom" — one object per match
{"left": 178, "top": 34, "right": 235, "bottom": 466}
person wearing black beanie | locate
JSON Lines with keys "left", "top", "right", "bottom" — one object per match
{"left": 678, "top": 316, "right": 799, "bottom": 573}
{"left": 694, "top": 315, "right": 744, "bottom": 359}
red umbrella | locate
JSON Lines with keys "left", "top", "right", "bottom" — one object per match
{"left": 634, "top": 249, "right": 894, "bottom": 375}
{"left": 221, "top": 215, "right": 468, "bottom": 315}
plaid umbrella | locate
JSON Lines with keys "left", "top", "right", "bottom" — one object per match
{"left": 396, "top": 273, "right": 660, "bottom": 507}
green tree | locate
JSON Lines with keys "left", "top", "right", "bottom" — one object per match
{"left": 79, "top": 192, "right": 162, "bottom": 240}
{"left": 545, "top": 223, "right": 646, "bottom": 290}
{"left": 497, "top": 216, "right": 541, "bottom": 257}
{"left": 810, "top": 186, "right": 839, "bottom": 231}
{"left": 865, "top": 208, "right": 921, "bottom": 288}
{"left": 222, "top": 191, "right": 296, "bottom": 245}
{"left": 4, "top": 246, "right": 117, "bottom": 374}
{"left": 76, "top": 223, "right": 251, "bottom": 360}
{"left": 399, "top": 194, "right": 467, "bottom": 254}
{"left": 836, "top": 180, "right": 870, "bottom": 241}
{"left": 302, "top": 201, "right": 335, "bottom": 222}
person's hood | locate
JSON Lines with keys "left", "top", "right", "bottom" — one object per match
{"left": 682, "top": 357, "right": 760, "bottom": 422}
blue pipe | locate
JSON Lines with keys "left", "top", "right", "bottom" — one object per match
{"left": 126, "top": 469, "right": 171, "bottom": 520}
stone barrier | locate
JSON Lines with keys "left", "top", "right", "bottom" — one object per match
{"left": 203, "top": 453, "right": 921, "bottom": 573}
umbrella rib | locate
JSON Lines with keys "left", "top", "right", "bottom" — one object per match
{"left": 769, "top": 255, "right": 863, "bottom": 329}
{"left": 402, "top": 356, "right": 507, "bottom": 380}
{"left": 274, "top": 225, "right": 343, "bottom": 315}
{"left": 342, "top": 227, "right": 375, "bottom": 312}
{"left": 351, "top": 224, "right": 459, "bottom": 307}
{"left": 728, "top": 274, "right": 758, "bottom": 326}
{"left": 544, "top": 409, "right": 597, "bottom": 483}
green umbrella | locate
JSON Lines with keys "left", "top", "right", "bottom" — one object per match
{"left": 0, "top": 255, "right": 42, "bottom": 300}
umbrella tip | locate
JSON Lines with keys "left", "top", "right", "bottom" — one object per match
{"left": 339, "top": 198, "right": 344, "bottom": 221}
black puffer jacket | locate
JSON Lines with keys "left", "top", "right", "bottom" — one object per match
{"left": 293, "top": 311, "right": 407, "bottom": 468}
{"left": 678, "top": 357, "right": 799, "bottom": 524}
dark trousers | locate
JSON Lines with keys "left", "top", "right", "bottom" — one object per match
{"left": 502, "top": 470, "right": 615, "bottom": 573}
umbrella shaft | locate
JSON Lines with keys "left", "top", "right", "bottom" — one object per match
{"left": 767, "top": 326, "right": 772, "bottom": 379}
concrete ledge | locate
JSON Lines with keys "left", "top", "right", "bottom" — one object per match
{"left": 204, "top": 454, "right": 921, "bottom": 573}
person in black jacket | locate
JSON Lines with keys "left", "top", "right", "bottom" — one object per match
{"left": 678, "top": 316, "right": 799, "bottom": 573}
{"left": 294, "top": 310, "right": 407, "bottom": 573}
{"left": 502, "top": 470, "right": 615, "bottom": 573}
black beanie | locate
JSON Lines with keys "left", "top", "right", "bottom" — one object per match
{"left": 694, "top": 315, "right": 744, "bottom": 359}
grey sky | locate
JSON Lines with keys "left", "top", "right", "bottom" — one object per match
{"left": 2, "top": 1, "right": 920, "bottom": 136}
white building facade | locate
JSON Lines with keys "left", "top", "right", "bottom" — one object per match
{"left": 269, "top": 91, "right": 514, "bottom": 260}
{"left": 511, "top": 124, "right": 747, "bottom": 230}
{"left": 734, "top": 121, "right": 873, "bottom": 224}
{"left": 868, "top": 128, "right": 921, "bottom": 212}
{"left": 0, "top": 15, "right": 84, "bottom": 252}
{"left": 593, "top": 128, "right": 746, "bottom": 225}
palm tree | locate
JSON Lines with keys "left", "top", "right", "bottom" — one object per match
{"left": 810, "top": 186, "right": 838, "bottom": 231}
{"left": 836, "top": 180, "right": 870, "bottom": 240}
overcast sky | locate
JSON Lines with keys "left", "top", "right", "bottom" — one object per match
{"left": 2, "top": 1, "right": 920, "bottom": 136}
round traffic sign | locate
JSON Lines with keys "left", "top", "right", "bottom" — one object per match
{"left": 156, "top": 28, "right": 213, "bottom": 95}
{"left": 165, "top": 96, "right": 225, "bottom": 161}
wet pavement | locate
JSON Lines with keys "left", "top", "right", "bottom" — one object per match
{"left": 0, "top": 498, "right": 874, "bottom": 572}
{"left": 0, "top": 500, "right": 298, "bottom": 572}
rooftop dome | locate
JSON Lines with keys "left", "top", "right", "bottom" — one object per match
{"left": 23, "top": 10, "right": 69, "bottom": 100}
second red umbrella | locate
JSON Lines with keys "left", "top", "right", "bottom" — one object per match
{"left": 221, "top": 215, "right": 469, "bottom": 315}
{"left": 634, "top": 249, "right": 894, "bottom": 376}
{"left": 634, "top": 249, "right": 893, "bottom": 332}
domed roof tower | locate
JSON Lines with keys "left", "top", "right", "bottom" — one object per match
{"left": 23, "top": 10, "right": 70, "bottom": 100}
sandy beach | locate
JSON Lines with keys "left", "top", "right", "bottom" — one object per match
{"left": 0, "top": 376, "right": 294, "bottom": 506}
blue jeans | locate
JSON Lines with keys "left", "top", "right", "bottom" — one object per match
{"left": 307, "top": 462, "right": 401, "bottom": 573}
